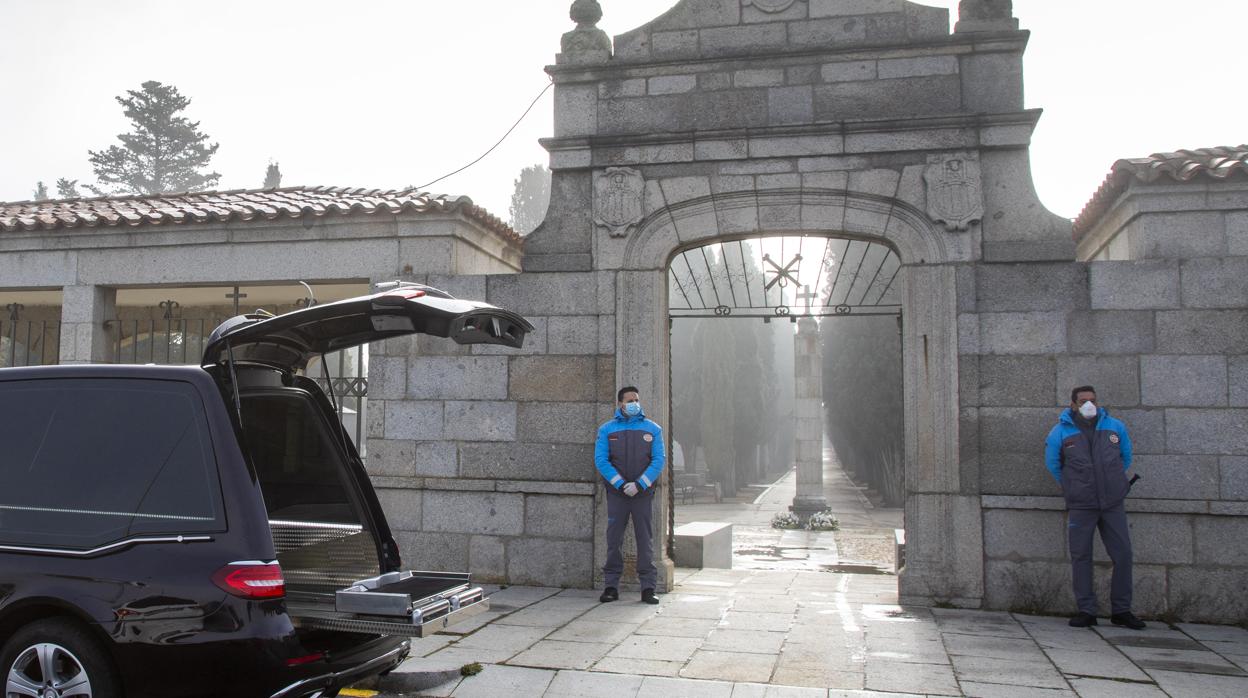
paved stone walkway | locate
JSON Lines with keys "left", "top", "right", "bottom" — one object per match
{"left": 675, "top": 436, "right": 904, "bottom": 574}
{"left": 381, "top": 569, "right": 1248, "bottom": 697}
{"left": 371, "top": 440, "right": 1248, "bottom": 696}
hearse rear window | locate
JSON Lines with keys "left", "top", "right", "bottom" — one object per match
{"left": 0, "top": 378, "right": 223, "bottom": 550}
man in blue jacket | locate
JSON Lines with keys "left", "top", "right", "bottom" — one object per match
{"left": 1044, "top": 385, "right": 1145, "bottom": 630}
{"left": 595, "top": 386, "right": 666, "bottom": 604}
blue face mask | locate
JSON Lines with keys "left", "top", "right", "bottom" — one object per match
{"left": 623, "top": 402, "right": 642, "bottom": 417}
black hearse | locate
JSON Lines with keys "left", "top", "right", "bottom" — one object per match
{"left": 0, "top": 283, "right": 532, "bottom": 698}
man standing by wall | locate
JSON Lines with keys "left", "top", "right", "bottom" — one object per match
{"left": 595, "top": 386, "right": 666, "bottom": 604}
{"left": 1044, "top": 385, "right": 1146, "bottom": 630}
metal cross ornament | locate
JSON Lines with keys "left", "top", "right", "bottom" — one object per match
{"left": 763, "top": 253, "right": 802, "bottom": 291}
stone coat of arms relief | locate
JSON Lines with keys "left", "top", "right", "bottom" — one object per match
{"left": 742, "top": 0, "right": 799, "bottom": 12}
{"left": 924, "top": 155, "right": 985, "bottom": 232}
{"left": 593, "top": 167, "right": 645, "bottom": 238}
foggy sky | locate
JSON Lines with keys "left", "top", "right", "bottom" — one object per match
{"left": 1, "top": 0, "right": 1244, "bottom": 223}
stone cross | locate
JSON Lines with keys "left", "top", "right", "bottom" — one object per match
{"left": 225, "top": 287, "right": 247, "bottom": 315}
{"left": 798, "top": 285, "right": 818, "bottom": 315}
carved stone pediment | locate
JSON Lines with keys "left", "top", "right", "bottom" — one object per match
{"left": 924, "top": 155, "right": 984, "bottom": 232}
{"left": 593, "top": 168, "right": 645, "bottom": 238}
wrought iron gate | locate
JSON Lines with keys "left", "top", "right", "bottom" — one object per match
{"left": 1, "top": 304, "right": 58, "bottom": 367}
{"left": 668, "top": 235, "right": 902, "bottom": 320}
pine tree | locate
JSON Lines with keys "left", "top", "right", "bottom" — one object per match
{"left": 508, "top": 164, "right": 551, "bottom": 235}
{"left": 263, "top": 162, "right": 282, "bottom": 189}
{"left": 32, "top": 182, "right": 49, "bottom": 201}
{"left": 55, "top": 178, "right": 82, "bottom": 199}
{"left": 88, "top": 81, "right": 221, "bottom": 195}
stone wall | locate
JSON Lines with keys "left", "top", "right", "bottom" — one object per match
{"left": 365, "top": 271, "right": 616, "bottom": 586}
{"left": 968, "top": 252, "right": 1248, "bottom": 622}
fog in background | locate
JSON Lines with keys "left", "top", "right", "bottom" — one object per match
{"left": 2, "top": 1, "right": 1246, "bottom": 223}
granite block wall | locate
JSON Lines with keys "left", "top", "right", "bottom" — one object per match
{"left": 972, "top": 257, "right": 1248, "bottom": 622}
{"left": 366, "top": 271, "right": 617, "bottom": 586}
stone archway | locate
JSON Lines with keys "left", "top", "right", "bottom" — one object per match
{"left": 607, "top": 187, "right": 982, "bottom": 605}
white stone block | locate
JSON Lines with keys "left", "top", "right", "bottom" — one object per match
{"left": 673, "top": 522, "right": 733, "bottom": 569}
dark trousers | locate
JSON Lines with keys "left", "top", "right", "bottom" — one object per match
{"left": 1068, "top": 503, "right": 1133, "bottom": 615}
{"left": 603, "top": 493, "right": 656, "bottom": 590}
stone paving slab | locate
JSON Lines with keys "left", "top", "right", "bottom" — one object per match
{"left": 373, "top": 551, "right": 1248, "bottom": 698}
{"left": 681, "top": 649, "right": 779, "bottom": 682}
{"left": 1065, "top": 677, "right": 1168, "bottom": 697}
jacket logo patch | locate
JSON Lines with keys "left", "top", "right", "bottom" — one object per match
{"left": 642, "top": 434, "right": 653, "bottom": 443}
{"left": 1109, "top": 434, "right": 1120, "bottom": 444}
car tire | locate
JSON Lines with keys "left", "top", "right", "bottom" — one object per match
{"left": 1, "top": 617, "right": 122, "bottom": 698}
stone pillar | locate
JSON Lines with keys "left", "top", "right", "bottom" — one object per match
{"left": 791, "top": 316, "right": 828, "bottom": 517}
{"left": 59, "top": 285, "right": 117, "bottom": 365}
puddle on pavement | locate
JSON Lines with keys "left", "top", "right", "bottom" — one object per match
{"left": 1109, "top": 636, "right": 1204, "bottom": 650}
{"left": 821, "top": 563, "right": 892, "bottom": 575}
{"left": 1136, "top": 659, "right": 1248, "bottom": 677}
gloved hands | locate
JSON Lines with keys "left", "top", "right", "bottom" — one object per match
{"left": 622, "top": 482, "right": 639, "bottom": 497}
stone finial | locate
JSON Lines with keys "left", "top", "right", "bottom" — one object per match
{"left": 569, "top": 0, "right": 603, "bottom": 27}
{"left": 954, "top": 0, "right": 1019, "bottom": 33}
{"left": 559, "top": 0, "right": 611, "bottom": 64}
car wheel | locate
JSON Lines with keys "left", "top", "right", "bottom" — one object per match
{"left": 1, "top": 618, "right": 121, "bottom": 698}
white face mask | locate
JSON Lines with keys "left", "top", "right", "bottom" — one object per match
{"left": 1079, "top": 401, "right": 1098, "bottom": 419}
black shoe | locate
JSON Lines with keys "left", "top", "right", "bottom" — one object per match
{"left": 1111, "top": 612, "right": 1146, "bottom": 630}
{"left": 641, "top": 588, "right": 659, "bottom": 605}
{"left": 599, "top": 586, "right": 618, "bottom": 603}
{"left": 1068, "top": 612, "right": 1098, "bottom": 627}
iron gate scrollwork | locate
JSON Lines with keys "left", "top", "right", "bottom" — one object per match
{"left": 669, "top": 235, "right": 902, "bottom": 320}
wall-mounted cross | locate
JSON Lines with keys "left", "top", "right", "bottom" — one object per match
{"left": 225, "top": 287, "right": 247, "bottom": 315}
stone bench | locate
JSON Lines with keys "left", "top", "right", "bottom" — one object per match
{"left": 673, "top": 521, "right": 733, "bottom": 569}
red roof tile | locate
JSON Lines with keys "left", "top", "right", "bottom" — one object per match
{"left": 0, "top": 185, "right": 522, "bottom": 244}
{"left": 1073, "top": 145, "right": 1248, "bottom": 240}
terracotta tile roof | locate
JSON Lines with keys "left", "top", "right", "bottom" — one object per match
{"left": 1073, "top": 145, "right": 1248, "bottom": 240}
{"left": 0, "top": 185, "right": 522, "bottom": 243}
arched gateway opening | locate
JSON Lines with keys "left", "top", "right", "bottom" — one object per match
{"left": 666, "top": 233, "right": 906, "bottom": 576}
{"left": 610, "top": 188, "right": 980, "bottom": 605}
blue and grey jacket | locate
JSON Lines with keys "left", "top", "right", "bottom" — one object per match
{"left": 595, "top": 408, "right": 666, "bottom": 497}
{"left": 1044, "top": 407, "right": 1133, "bottom": 510}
